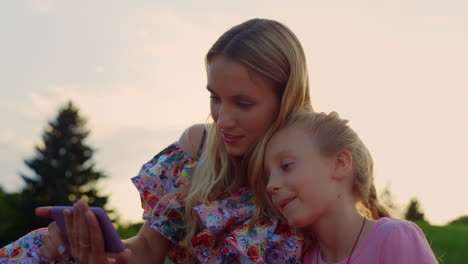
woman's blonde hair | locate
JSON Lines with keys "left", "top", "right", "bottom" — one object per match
{"left": 182, "top": 18, "right": 313, "bottom": 242}
{"left": 275, "top": 112, "right": 390, "bottom": 219}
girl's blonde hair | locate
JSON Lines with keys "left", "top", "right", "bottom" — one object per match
{"left": 275, "top": 111, "right": 389, "bottom": 219}
{"left": 182, "top": 18, "right": 313, "bottom": 242}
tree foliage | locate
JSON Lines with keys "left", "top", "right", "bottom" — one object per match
{"left": 404, "top": 197, "right": 426, "bottom": 222}
{"left": 0, "top": 101, "right": 110, "bottom": 246}
{"left": 449, "top": 215, "right": 468, "bottom": 226}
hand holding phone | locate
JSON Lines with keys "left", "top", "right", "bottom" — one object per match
{"left": 51, "top": 206, "right": 125, "bottom": 253}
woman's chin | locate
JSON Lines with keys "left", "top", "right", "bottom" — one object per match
{"left": 224, "top": 144, "right": 247, "bottom": 157}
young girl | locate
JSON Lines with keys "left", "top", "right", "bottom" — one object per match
{"left": 264, "top": 112, "right": 438, "bottom": 264}
{"left": 1, "top": 18, "right": 312, "bottom": 264}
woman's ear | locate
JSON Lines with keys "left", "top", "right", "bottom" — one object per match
{"left": 331, "top": 150, "right": 353, "bottom": 181}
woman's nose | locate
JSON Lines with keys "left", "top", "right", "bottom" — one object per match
{"left": 216, "top": 105, "right": 236, "bottom": 130}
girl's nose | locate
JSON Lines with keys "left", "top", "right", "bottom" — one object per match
{"left": 266, "top": 173, "right": 281, "bottom": 194}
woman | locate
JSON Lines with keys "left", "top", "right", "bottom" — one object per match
{"left": 1, "top": 18, "right": 313, "bottom": 264}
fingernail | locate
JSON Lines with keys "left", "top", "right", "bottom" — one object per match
{"left": 85, "top": 211, "right": 93, "bottom": 220}
{"left": 79, "top": 200, "right": 87, "bottom": 210}
{"left": 58, "top": 245, "right": 66, "bottom": 255}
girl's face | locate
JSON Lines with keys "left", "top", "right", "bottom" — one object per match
{"left": 264, "top": 125, "right": 337, "bottom": 228}
{"left": 208, "top": 55, "right": 280, "bottom": 157}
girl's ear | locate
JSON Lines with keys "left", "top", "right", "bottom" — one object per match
{"left": 331, "top": 150, "right": 353, "bottom": 181}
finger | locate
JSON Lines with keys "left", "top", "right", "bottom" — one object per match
{"left": 87, "top": 210, "right": 106, "bottom": 264}
{"left": 64, "top": 208, "right": 75, "bottom": 257}
{"left": 78, "top": 200, "right": 91, "bottom": 263}
{"left": 71, "top": 203, "right": 80, "bottom": 258}
{"left": 40, "top": 235, "right": 59, "bottom": 260}
{"left": 35, "top": 206, "right": 52, "bottom": 218}
{"left": 115, "top": 249, "right": 132, "bottom": 264}
{"left": 48, "top": 222, "right": 68, "bottom": 255}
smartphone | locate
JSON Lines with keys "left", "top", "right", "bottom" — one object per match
{"left": 51, "top": 206, "right": 125, "bottom": 253}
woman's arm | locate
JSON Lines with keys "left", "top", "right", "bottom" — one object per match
{"left": 123, "top": 221, "right": 170, "bottom": 264}
{"left": 123, "top": 124, "right": 203, "bottom": 263}
{"left": 122, "top": 124, "right": 204, "bottom": 263}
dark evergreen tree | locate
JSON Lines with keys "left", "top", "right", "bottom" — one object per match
{"left": 404, "top": 198, "right": 426, "bottom": 222}
{"left": 21, "top": 101, "right": 108, "bottom": 207}
{"left": 10, "top": 101, "right": 110, "bottom": 236}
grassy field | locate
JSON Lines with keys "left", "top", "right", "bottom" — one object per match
{"left": 416, "top": 222, "right": 468, "bottom": 263}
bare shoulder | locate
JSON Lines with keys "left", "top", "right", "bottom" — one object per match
{"left": 178, "top": 124, "right": 206, "bottom": 159}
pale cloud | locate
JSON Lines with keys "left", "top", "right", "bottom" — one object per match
{"left": 129, "top": 7, "right": 243, "bottom": 61}
{"left": 21, "top": 81, "right": 209, "bottom": 140}
{"left": 95, "top": 65, "right": 105, "bottom": 73}
{"left": 0, "top": 131, "right": 33, "bottom": 153}
{"left": 22, "top": 85, "right": 81, "bottom": 120}
{"left": 25, "top": 0, "right": 55, "bottom": 13}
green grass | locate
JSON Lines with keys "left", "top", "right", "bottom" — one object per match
{"left": 416, "top": 221, "right": 468, "bottom": 264}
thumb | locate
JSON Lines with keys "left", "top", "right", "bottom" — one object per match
{"left": 35, "top": 206, "right": 52, "bottom": 218}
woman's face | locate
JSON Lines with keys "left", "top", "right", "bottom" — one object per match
{"left": 264, "top": 125, "right": 337, "bottom": 228}
{"left": 208, "top": 55, "right": 280, "bottom": 157}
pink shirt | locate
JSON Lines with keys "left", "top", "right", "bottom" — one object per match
{"left": 303, "top": 217, "right": 438, "bottom": 264}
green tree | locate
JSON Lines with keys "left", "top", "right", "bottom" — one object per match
{"left": 449, "top": 215, "right": 468, "bottom": 226}
{"left": 21, "top": 101, "right": 108, "bottom": 207}
{"left": 404, "top": 198, "right": 426, "bottom": 222}
{"left": 1, "top": 101, "right": 110, "bottom": 245}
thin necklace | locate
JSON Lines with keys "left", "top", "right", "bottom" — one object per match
{"left": 316, "top": 217, "right": 367, "bottom": 264}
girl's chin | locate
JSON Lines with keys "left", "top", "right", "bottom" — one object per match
{"left": 285, "top": 215, "right": 310, "bottom": 229}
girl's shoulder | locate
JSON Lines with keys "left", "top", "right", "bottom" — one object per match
{"left": 367, "top": 217, "right": 428, "bottom": 246}
{"left": 362, "top": 217, "right": 438, "bottom": 263}
{"left": 374, "top": 217, "right": 418, "bottom": 231}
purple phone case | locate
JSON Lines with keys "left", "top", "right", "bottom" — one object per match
{"left": 51, "top": 206, "right": 125, "bottom": 253}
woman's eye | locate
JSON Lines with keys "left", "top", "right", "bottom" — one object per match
{"left": 210, "top": 95, "right": 220, "bottom": 103}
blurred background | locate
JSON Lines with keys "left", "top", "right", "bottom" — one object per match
{"left": 1, "top": 0, "right": 467, "bottom": 262}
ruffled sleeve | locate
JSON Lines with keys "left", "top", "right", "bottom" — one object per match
{"left": 131, "top": 143, "right": 197, "bottom": 244}
{"left": 191, "top": 187, "right": 304, "bottom": 264}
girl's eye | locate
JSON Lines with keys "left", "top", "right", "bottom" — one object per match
{"left": 281, "top": 162, "right": 293, "bottom": 172}
{"left": 237, "top": 102, "right": 253, "bottom": 109}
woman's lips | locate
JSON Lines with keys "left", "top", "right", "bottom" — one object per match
{"left": 223, "top": 133, "right": 243, "bottom": 144}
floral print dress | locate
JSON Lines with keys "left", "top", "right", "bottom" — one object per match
{"left": 0, "top": 143, "right": 304, "bottom": 264}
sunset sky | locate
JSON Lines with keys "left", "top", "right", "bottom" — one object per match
{"left": 1, "top": 0, "right": 467, "bottom": 225}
